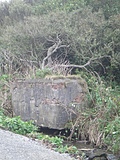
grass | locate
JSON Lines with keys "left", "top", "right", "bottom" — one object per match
{"left": 73, "top": 71, "right": 120, "bottom": 154}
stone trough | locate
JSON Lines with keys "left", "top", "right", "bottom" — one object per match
{"left": 12, "top": 76, "right": 87, "bottom": 129}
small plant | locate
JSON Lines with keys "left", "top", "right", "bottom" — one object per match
{"left": 35, "top": 68, "right": 52, "bottom": 78}
{"left": 1, "top": 116, "right": 37, "bottom": 135}
{"left": 36, "top": 133, "right": 63, "bottom": 147}
{"left": 67, "top": 145, "right": 78, "bottom": 154}
{"left": 49, "top": 136, "right": 63, "bottom": 146}
{"left": 28, "top": 132, "right": 79, "bottom": 154}
{"left": 0, "top": 109, "right": 5, "bottom": 125}
{"left": 55, "top": 145, "right": 68, "bottom": 153}
{"left": 55, "top": 145, "right": 78, "bottom": 154}
{"left": 104, "top": 116, "right": 120, "bottom": 153}
{"left": 0, "top": 74, "right": 9, "bottom": 81}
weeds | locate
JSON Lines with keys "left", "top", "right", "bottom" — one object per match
{"left": 0, "top": 114, "right": 37, "bottom": 135}
{"left": 73, "top": 71, "right": 120, "bottom": 154}
{"left": 28, "top": 131, "right": 79, "bottom": 154}
{"left": 104, "top": 116, "right": 120, "bottom": 153}
{"left": 35, "top": 68, "right": 52, "bottom": 78}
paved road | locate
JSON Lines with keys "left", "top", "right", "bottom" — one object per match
{"left": 0, "top": 129, "right": 73, "bottom": 160}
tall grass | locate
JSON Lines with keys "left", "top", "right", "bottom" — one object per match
{"left": 74, "top": 72, "right": 120, "bottom": 153}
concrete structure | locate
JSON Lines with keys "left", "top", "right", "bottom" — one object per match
{"left": 12, "top": 76, "right": 87, "bottom": 129}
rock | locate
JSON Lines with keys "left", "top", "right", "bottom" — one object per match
{"left": 107, "top": 154, "right": 119, "bottom": 160}
{"left": 12, "top": 76, "right": 87, "bottom": 129}
{"left": 84, "top": 150, "right": 119, "bottom": 160}
{"left": 88, "top": 153, "right": 107, "bottom": 160}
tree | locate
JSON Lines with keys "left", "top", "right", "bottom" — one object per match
{"left": 0, "top": 0, "right": 120, "bottom": 83}
{"left": 86, "top": 0, "right": 120, "bottom": 19}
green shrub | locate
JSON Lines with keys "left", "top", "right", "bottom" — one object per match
{"left": 35, "top": 68, "right": 52, "bottom": 78}
{"left": 104, "top": 116, "right": 120, "bottom": 153}
{"left": 1, "top": 116, "right": 37, "bottom": 135}
{"left": 74, "top": 71, "right": 120, "bottom": 153}
{"left": 49, "top": 136, "right": 63, "bottom": 147}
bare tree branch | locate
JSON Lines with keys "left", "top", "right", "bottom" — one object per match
{"left": 41, "top": 35, "right": 68, "bottom": 69}
{"left": 50, "top": 55, "right": 111, "bottom": 74}
{"left": 51, "top": 58, "right": 92, "bottom": 69}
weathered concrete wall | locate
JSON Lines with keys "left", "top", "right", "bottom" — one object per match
{"left": 12, "top": 76, "right": 87, "bottom": 129}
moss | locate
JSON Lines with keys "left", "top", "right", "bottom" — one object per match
{"left": 45, "top": 75, "right": 66, "bottom": 79}
{"left": 45, "top": 74, "right": 88, "bottom": 93}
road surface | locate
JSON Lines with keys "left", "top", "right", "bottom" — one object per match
{"left": 0, "top": 129, "right": 74, "bottom": 160}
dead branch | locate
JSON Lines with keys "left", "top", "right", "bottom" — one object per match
{"left": 51, "top": 59, "right": 72, "bottom": 75}
{"left": 42, "top": 40, "right": 61, "bottom": 69}
{"left": 50, "top": 55, "right": 111, "bottom": 72}
{"left": 51, "top": 58, "right": 92, "bottom": 71}
{"left": 41, "top": 35, "right": 68, "bottom": 69}
{"left": 67, "top": 116, "right": 80, "bottom": 141}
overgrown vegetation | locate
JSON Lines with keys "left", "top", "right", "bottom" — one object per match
{"left": 76, "top": 72, "right": 120, "bottom": 154}
{"left": 28, "top": 132, "right": 79, "bottom": 154}
{"left": 0, "top": 112, "right": 37, "bottom": 135}
{"left": 0, "top": 0, "right": 120, "bottom": 155}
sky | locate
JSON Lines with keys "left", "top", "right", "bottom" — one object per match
{"left": 0, "top": 0, "right": 10, "bottom": 2}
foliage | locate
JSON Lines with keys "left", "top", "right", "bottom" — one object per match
{"left": 0, "top": 74, "right": 9, "bottom": 81}
{"left": 28, "top": 132, "right": 78, "bottom": 154}
{"left": 0, "top": 109, "right": 5, "bottom": 124}
{"left": 86, "top": 0, "right": 120, "bottom": 19}
{"left": 0, "top": 74, "right": 12, "bottom": 117}
{"left": 55, "top": 145, "right": 68, "bottom": 154}
{"left": 74, "top": 71, "right": 120, "bottom": 153}
{"left": 48, "top": 136, "right": 63, "bottom": 146}
{"left": 35, "top": 68, "right": 52, "bottom": 78}
{"left": 0, "top": 115, "right": 37, "bottom": 135}
{"left": 23, "top": 0, "right": 86, "bottom": 15}
{"left": 0, "top": 0, "right": 120, "bottom": 83}
{"left": 104, "top": 116, "right": 120, "bottom": 153}
{"left": 0, "top": 74, "right": 9, "bottom": 89}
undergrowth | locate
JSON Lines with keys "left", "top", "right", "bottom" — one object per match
{"left": 0, "top": 112, "right": 37, "bottom": 135}
{"left": 27, "top": 132, "right": 78, "bottom": 154}
{"left": 74, "top": 71, "right": 120, "bottom": 154}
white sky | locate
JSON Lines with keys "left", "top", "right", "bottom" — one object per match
{"left": 0, "top": 0, "right": 10, "bottom": 2}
